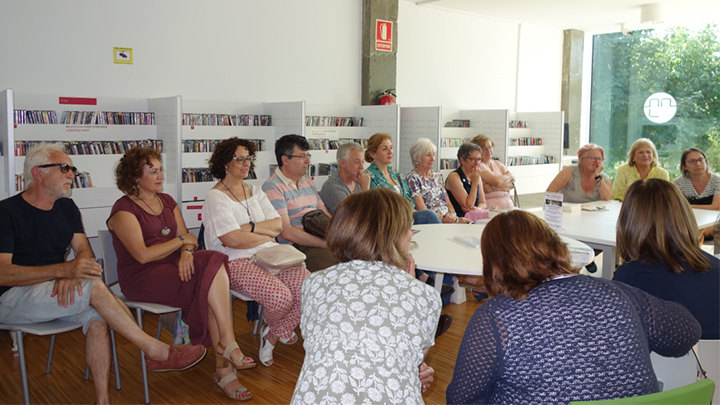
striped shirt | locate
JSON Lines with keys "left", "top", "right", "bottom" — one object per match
{"left": 262, "top": 167, "right": 325, "bottom": 231}
{"left": 673, "top": 173, "right": 720, "bottom": 205}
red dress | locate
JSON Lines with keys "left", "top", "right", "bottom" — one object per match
{"left": 107, "top": 193, "right": 228, "bottom": 346}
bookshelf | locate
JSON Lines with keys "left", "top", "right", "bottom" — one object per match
{"left": 0, "top": 89, "right": 181, "bottom": 237}
{"left": 303, "top": 104, "right": 400, "bottom": 189}
{"left": 179, "top": 100, "right": 304, "bottom": 228}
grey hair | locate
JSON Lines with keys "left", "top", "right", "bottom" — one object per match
{"left": 409, "top": 138, "right": 437, "bottom": 166}
{"left": 336, "top": 142, "right": 363, "bottom": 163}
{"left": 457, "top": 142, "right": 482, "bottom": 161}
{"left": 23, "top": 143, "right": 68, "bottom": 189}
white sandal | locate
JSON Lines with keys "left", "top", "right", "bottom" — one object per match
{"left": 259, "top": 324, "right": 275, "bottom": 367}
{"left": 279, "top": 331, "right": 298, "bottom": 345}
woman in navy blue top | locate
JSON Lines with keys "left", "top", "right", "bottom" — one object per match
{"left": 613, "top": 178, "right": 719, "bottom": 340}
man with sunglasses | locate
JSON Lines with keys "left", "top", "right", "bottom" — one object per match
{"left": 262, "top": 134, "right": 338, "bottom": 272}
{"left": 0, "top": 143, "right": 206, "bottom": 404}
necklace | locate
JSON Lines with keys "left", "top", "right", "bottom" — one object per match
{"left": 222, "top": 180, "right": 252, "bottom": 220}
{"left": 137, "top": 194, "right": 171, "bottom": 236}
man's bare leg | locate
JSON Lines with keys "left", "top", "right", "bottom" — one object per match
{"left": 86, "top": 319, "right": 111, "bottom": 405}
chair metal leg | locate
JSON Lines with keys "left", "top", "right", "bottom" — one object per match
{"left": 16, "top": 331, "right": 30, "bottom": 405}
{"left": 253, "top": 305, "right": 264, "bottom": 336}
{"left": 45, "top": 334, "right": 56, "bottom": 374}
{"left": 110, "top": 329, "right": 121, "bottom": 390}
{"left": 136, "top": 308, "right": 150, "bottom": 404}
{"left": 85, "top": 366, "right": 90, "bottom": 381}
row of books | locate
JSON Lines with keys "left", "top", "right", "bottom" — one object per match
{"left": 15, "top": 172, "right": 94, "bottom": 191}
{"left": 510, "top": 137, "right": 543, "bottom": 146}
{"left": 305, "top": 116, "right": 362, "bottom": 127}
{"left": 14, "top": 109, "right": 59, "bottom": 124}
{"left": 61, "top": 111, "right": 155, "bottom": 125}
{"left": 307, "top": 138, "right": 368, "bottom": 151}
{"left": 182, "top": 114, "right": 271, "bottom": 126}
{"left": 509, "top": 120, "right": 529, "bottom": 129}
{"left": 440, "top": 159, "right": 460, "bottom": 169}
{"left": 182, "top": 139, "right": 266, "bottom": 153}
{"left": 444, "top": 119, "right": 471, "bottom": 128}
{"left": 440, "top": 138, "right": 470, "bottom": 147}
{"left": 507, "top": 155, "right": 555, "bottom": 166}
{"left": 14, "top": 140, "right": 163, "bottom": 156}
{"left": 182, "top": 167, "right": 259, "bottom": 183}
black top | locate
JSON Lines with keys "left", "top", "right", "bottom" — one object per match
{"left": 447, "top": 167, "right": 480, "bottom": 217}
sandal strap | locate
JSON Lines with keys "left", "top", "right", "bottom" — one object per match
{"left": 222, "top": 341, "right": 240, "bottom": 360}
{"left": 217, "top": 371, "right": 238, "bottom": 389}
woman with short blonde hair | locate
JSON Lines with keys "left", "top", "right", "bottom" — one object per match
{"left": 546, "top": 143, "right": 612, "bottom": 202}
{"left": 611, "top": 138, "right": 669, "bottom": 200}
{"left": 447, "top": 209, "right": 701, "bottom": 403}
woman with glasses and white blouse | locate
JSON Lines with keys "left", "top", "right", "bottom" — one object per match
{"left": 673, "top": 148, "right": 720, "bottom": 210}
{"left": 547, "top": 144, "right": 612, "bottom": 203}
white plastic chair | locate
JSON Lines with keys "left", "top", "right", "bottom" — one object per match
{"left": 98, "top": 229, "right": 181, "bottom": 404}
{"left": 1, "top": 319, "right": 120, "bottom": 405}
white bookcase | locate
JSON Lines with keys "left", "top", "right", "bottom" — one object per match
{"left": 179, "top": 100, "right": 304, "bottom": 228}
{"left": 0, "top": 89, "right": 181, "bottom": 237}
{"left": 303, "top": 104, "right": 400, "bottom": 189}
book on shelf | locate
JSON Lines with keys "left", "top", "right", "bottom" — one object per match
{"left": 71, "top": 172, "right": 93, "bottom": 189}
{"left": 182, "top": 139, "right": 265, "bottom": 153}
{"left": 510, "top": 137, "right": 543, "bottom": 146}
{"left": 14, "top": 140, "right": 163, "bottom": 156}
{"left": 304, "top": 116, "right": 362, "bottom": 127}
{"left": 509, "top": 120, "right": 528, "bottom": 129}
{"left": 61, "top": 111, "right": 155, "bottom": 125}
{"left": 440, "top": 138, "right": 470, "bottom": 147}
{"left": 338, "top": 138, "right": 368, "bottom": 149}
{"left": 506, "top": 155, "right": 556, "bottom": 166}
{"left": 440, "top": 159, "right": 460, "bottom": 169}
{"left": 14, "top": 109, "right": 59, "bottom": 124}
{"left": 444, "top": 119, "right": 470, "bottom": 128}
{"left": 182, "top": 113, "right": 271, "bottom": 126}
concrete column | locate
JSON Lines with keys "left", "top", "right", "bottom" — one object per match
{"left": 361, "top": 0, "right": 398, "bottom": 106}
{"left": 561, "top": 29, "right": 584, "bottom": 154}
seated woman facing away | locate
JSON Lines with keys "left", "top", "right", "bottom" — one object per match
{"left": 546, "top": 143, "right": 612, "bottom": 202}
{"left": 405, "top": 137, "right": 472, "bottom": 224}
{"left": 292, "top": 188, "right": 441, "bottom": 404}
{"left": 612, "top": 137, "right": 669, "bottom": 201}
{"left": 446, "top": 209, "right": 701, "bottom": 404}
{"left": 202, "top": 137, "right": 310, "bottom": 367}
{"left": 672, "top": 147, "right": 720, "bottom": 213}
{"left": 613, "top": 179, "right": 719, "bottom": 340}
{"left": 445, "top": 142, "right": 487, "bottom": 217}
{"left": 363, "top": 132, "right": 441, "bottom": 224}
{"left": 471, "top": 135, "right": 514, "bottom": 209}
{"left": 107, "top": 147, "right": 254, "bottom": 402}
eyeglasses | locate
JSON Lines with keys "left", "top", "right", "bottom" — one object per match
{"left": 38, "top": 163, "right": 77, "bottom": 174}
{"left": 232, "top": 155, "right": 256, "bottom": 164}
{"left": 583, "top": 157, "right": 604, "bottom": 162}
{"left": 287, "top": 153, "right": 312, "bottom": 160}
{"left": 686, "top": 157, "right": 706, "bottom": 165}
{"left": 464, "top": 157, "right": 481, "bottom": 163}
{"left": 481, "top": 147, "right": 493, "bottom": 152}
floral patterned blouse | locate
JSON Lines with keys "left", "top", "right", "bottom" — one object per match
{"left": 405, "top": 170, "right": 450, "bottom": 216}
{"left": 291, "top": 260, "right": 441, "bottom": 404}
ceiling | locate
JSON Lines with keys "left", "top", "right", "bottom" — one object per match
{"left": 408, "top": 0, "right": 720, "bottom": 32}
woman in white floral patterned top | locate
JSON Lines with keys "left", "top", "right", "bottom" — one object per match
{"left": 291, "top": 188, "right": 442, "bottom": 404}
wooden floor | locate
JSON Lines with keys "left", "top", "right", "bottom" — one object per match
{"left": 0, "top": 290, "right": 483, "bottom": 404}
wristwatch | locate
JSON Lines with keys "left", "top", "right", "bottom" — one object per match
{"left": 249, "top": 221, "right": 255, "bottom": 233}
{"left": 594, "top": 175, "right": 602, "bottom": 182}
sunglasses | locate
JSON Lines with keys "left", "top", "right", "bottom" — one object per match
{"left": 38, "top": 163, "right": 77, "bottom": 174}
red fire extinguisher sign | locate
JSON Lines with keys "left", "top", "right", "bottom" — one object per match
{"left": 376, "top": 20, "right": 393, "bottom": 52}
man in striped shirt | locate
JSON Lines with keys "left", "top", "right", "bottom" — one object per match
{"left": 262, "top": 135, "right": 338, "bottom": 272}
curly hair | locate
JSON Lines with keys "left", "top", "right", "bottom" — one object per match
{"left": 115, "top": 147, "right": 162, "bottom": 195}
{"left": 208, "top": 137, "right": 257, "bottom": 180}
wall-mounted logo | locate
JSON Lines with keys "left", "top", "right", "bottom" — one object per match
{"left": 643, "top": 92, "right": 676, "bottom": 124}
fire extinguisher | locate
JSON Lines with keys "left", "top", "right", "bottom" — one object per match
{"left": 377, "top": 89, "right": 396, "bottom": 105}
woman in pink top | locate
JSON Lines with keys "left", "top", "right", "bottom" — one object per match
{"left": 472, "top": 135, "right": 515, "bottom": 209}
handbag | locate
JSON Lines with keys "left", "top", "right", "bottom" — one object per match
{"left": 251, "top": 244, "right": 306, "bottom": 276}
{"left": 301, "top": 209, "right": 331, "bottom": 239}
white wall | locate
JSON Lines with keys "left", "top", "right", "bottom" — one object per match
{"left": 0, "top": 0, "right": 362, "bottom": 105}
{"left": 397, "top": 2, "right": 563, "bottom": 117}
{"left": 0, "top": 0, "right": 562, "bottom": 115}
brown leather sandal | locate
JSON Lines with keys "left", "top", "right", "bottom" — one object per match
{"left": 213, "top": 371, "right": 253, "bottom": 401}
{"left": 217, "top": 341, "right": 256, "bottom": 370}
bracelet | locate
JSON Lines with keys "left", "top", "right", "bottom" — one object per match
{"left": 182, "top": 248, "right": 194, "bottom": 253}
{"left": 594, "top": 175, "right": 602, "bottom": 181}
{"left": 454, "top": 217, "right": 459, "bottom": 223}
{"left": 249, "top": 221, "right": 255, "bottom": 233}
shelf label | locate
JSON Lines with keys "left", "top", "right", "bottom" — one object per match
{"left": 375, "top": 20, "right": 393, "bottom": 52}
{"left": 59, "top": 97, "right": 97, "bottom": 106}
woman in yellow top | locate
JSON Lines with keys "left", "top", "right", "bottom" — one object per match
{"left": 611, "top": 138, "right": 669, "bottom": 200}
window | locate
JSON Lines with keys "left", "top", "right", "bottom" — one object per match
{"left": 589, "top": 25, "right": 720, "bottom": 179}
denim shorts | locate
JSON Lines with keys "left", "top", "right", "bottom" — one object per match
{"left": 0, "top": 278, "right": 103, "bottom": 334}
